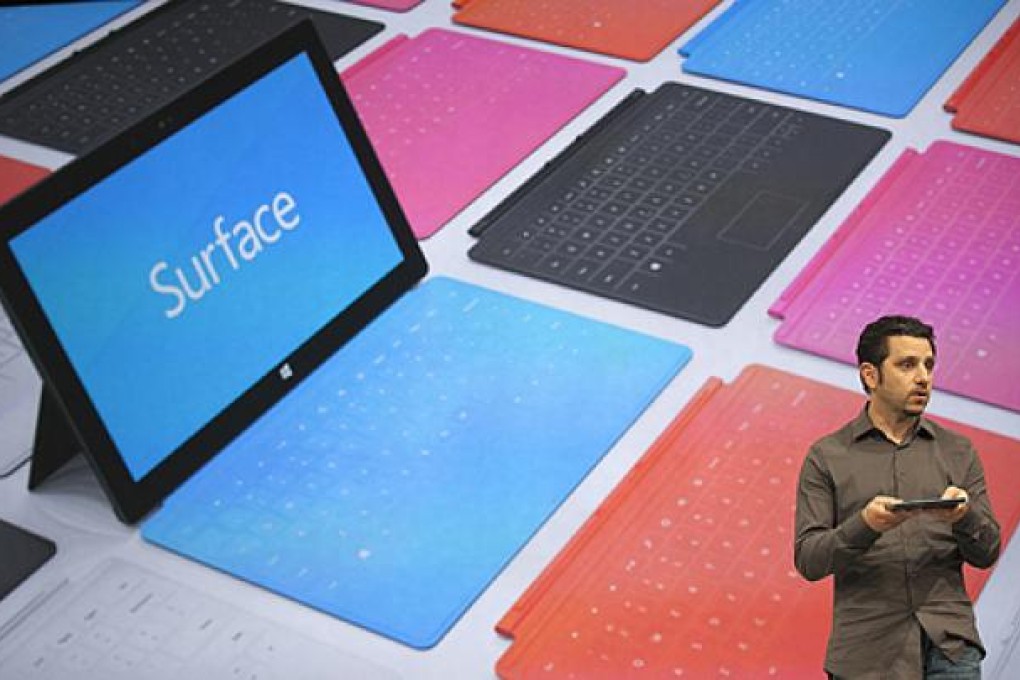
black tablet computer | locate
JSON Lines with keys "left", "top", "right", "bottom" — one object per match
{"left": 889, "top": 497, "right": 966, "bottom": 512}
{"left": 0, "top": 21, "right": 427, "bottom": 523}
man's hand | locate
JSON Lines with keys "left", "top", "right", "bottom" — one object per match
{"left": 930, "top": 486, "right": 970, "bottom": 524}
{"left": 862, "top": 495, "right": 914, "bottom": 532}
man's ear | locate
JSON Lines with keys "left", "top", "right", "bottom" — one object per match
{"left": 861, "top": 362, "right": 880, "bottom": 392}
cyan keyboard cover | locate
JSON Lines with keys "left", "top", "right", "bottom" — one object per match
{"left": 0, "top": 1, "right": 141, "bottom": 82}
{"left": 679, "top": 0, "right": 1006, "bottom": 117}
{"left": 143, "top": 276, "right": 691, "bottom": 649}
{"left": 495, "top": 365, "right": 1020, "bottom": 678}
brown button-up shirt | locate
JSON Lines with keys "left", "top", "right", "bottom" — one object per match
{"left": 794, "top": 408, "right": 1001, "bottom": 679}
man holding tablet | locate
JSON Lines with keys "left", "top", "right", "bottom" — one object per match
{"left": 794, "top": 315, "right": 1001, "bottom": 679}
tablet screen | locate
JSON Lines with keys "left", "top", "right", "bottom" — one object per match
{"left": 0, "top": 24, "right": 425, "bottom": 520}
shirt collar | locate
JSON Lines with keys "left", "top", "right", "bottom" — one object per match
{"left": 851, "top": 404, "right": 936, "bottom": 443}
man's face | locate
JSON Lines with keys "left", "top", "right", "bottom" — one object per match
{"left": 863, "top": 335, "right": 936, "bottom": 418}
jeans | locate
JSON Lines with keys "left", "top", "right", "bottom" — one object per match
{"left": 826, "top": 636, "right": 983, "bottom": 679}
{"left": 923, "top": 636, "right": 983, "bottom": 679}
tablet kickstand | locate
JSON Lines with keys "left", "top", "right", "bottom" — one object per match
{"left": 27, "top": 387, "right": 82, "bottom": 491}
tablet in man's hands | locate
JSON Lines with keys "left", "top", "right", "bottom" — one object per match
{"left": 889, "top": 497, "right": 966, "bottom": 512}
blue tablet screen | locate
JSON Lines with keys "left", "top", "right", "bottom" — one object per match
{"left": 10, "top": 52, "right": 404, "bottom": 480}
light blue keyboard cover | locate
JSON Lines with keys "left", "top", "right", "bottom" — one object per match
{"left": 143, "top": 277, "right": 691, "bottom": 648}
{"left": 679, "top": 0, "right": 1005, "bottom": 117}
{"left": 0, "top": 2, "right": 142, "bottom": 82}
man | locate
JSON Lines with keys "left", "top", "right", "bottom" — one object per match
{"left": 794, "top": 315, "right": 1001, "bottom": 679}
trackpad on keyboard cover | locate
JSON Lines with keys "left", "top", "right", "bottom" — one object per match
{"left": 719, "top": 191, "right": 805, "bottom": 250}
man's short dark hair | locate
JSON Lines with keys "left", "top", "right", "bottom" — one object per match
{"left": 856, "top": 315, "right": 936, "bottom": 392}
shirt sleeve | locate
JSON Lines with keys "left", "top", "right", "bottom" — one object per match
{"left": 794, "top": 445, "right": 881, "bottom": 582}
{"left": 953, "top": 443, "right": 1001, "bottom": 570}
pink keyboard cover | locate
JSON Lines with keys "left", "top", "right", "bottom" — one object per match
{"left": 496, "top": 365, "right": 1020, "bottom": 678}
{"left": 343, "top": 0, "right": 422, "bottom": 11}
{"left": 770, "top": 141, "right": 1020, "bottom": 412}
{"left": 341, "top": 28, "right": 624, "bottom": 238}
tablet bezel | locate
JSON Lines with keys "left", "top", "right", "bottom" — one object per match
{"left": 889, "top": 497, "right": 966, "bottom": 512}
{"left": 0, "top": 21, "right": 427, "bottom": 524}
